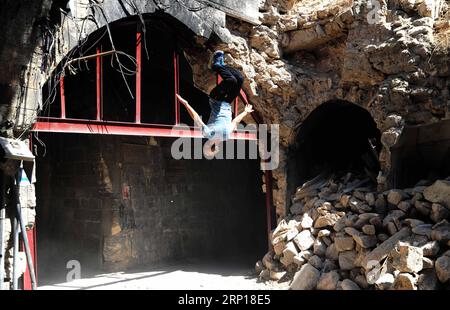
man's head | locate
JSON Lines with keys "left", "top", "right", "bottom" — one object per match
{"left": 204, "top": 138, "right": 222, "bottom": 157}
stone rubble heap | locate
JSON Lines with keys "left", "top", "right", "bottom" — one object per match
{"left": 256, "top": 173, "right": 450, "bottom": 290}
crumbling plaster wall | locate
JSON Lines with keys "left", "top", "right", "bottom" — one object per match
{"left": 186, "top": 0, "right": 450, "bottom": 219}
{"left": 0, "top": 0, "right": 53, "bottom": 128}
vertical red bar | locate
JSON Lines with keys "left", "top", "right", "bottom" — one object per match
{"left": 136, "top": 31, "right": 142, "bottom": 124}
{"left": 174, "top": 52, "right": 180, "bottom": 124}
{"left": 59, "top": 76, "right": 66, "bottom": 119}
{"left": 96, "top": 47, "right": 102, "bottom": 121}
{"left": 264, "top": 171, "right": 273, "bottom": 250}
{"left": 240, "top": 90, "right": 248, "bottom": 105}
{"left": 21, "top": 227, "right": 37, "bottom": 290}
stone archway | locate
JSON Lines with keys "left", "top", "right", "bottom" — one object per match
{"left": 287, "top": 99, "right": 383, "bottom": 208}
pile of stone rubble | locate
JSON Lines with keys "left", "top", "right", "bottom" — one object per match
{"left": 256, "top": 173, "right": 450, "bottom": 290}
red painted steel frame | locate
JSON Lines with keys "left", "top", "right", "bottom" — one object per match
{"left": 59, "top": 76, "right": 66, "bottom": 119}
{"left": 33, "top": 117, "right": 257, "bottom": 140}
{"left": 40, "top": 38, "right": 274, "bottom": 255}
{"left": 136, "top": 32, "right": 142, "bottom": 123}
{"left": 96, "top": 47, "right": 102, "bottom": 121}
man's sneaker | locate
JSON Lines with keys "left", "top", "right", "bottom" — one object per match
{"left": 209, "top": 50, "right": 225, "bottom": 69}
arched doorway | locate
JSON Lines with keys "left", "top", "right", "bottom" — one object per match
{"left": 288, "top": 99, "right": 382, "bottom": 197}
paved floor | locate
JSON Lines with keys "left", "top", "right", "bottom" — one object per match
{"left": 38, "top": 263, "right": 282, "bottom": 290}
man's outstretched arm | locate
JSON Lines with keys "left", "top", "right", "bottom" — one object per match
{"left": 230, "top": 104, "right": 254, "bottom": 131}
{"left": 176, "top": 94, "right": 206, "bottom": 128}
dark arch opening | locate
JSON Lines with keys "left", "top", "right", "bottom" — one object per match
{"left": 390, "top": 119, "right": 450, "bottom": 188}
{"left": 288, "top": 100, "right": 382, "bottom": 193}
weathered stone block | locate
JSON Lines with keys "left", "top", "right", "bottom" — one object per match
{"left": 294, "top": 230, "right": 315, "bottom": 251}
{"left": 339, "top": 250, "right": 357, "bottom": 270}
{"left": 392, "top": 273, "right": 417, "bottom": 290}
{"left": 424, "top": 180, "right": 450, "bottom": 208}
{"left": 290, "top": 263, "right": 320, "bottom": 290}
{"left": 334, "top": 236, "right": 355, "bottom": 252}
{"left": 391, "top": 243, "right": 424, "bottom": 273}
{"left": 340, "top": 279, "right": 360, "bottom": 290}
{"left": 316, "top": 271, "right": 340, "bottom": 290}
{"left": 435, "top": 255, "right": 450, "bottom": 283}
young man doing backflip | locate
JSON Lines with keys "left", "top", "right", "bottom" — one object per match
{"left": 176, "top": 51, "right": 253, "bottom": 156}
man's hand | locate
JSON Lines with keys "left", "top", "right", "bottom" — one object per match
{"left": 231, "top": 104, "right": 254, "bottom": 131}
{"left": 244, "top": 104, "right": 254, "bottom": 114}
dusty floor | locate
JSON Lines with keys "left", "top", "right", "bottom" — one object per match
{"left": 38, "top": 262, "right": 286, "bottom": 290}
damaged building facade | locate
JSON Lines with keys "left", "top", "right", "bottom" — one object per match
{"left": 0, "top": 0, "right": 449, "bottom": 289}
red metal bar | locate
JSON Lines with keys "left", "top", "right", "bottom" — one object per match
{"left": 239, "top": 90, "right": 264, "bottom": 124}
{"left": 96, "top": 47, "right": 102, "bottom": 121}
{"left": 264, "top": 171, "right": 273, "bottom": 249}
{"left": 174, "top": 52, "right": 180, "bottom": 124}
{"left": 32, "top": 117, "right": 257, "bottom": 140}
{"left": 239, "top": 90, "right": 249, "bottom": 106}
{"left": 59, "top": 76, "right": 66, "bottom": 119}
{"left": 136, "top": 32, "right": 142, "bottom": 124}
{"left": 21, "top": 227, "right": 37, "bottom": 290}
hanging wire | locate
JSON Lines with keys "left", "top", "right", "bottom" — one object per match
{"left": 124, "top": 0, "right": 150, "bottom": 60}
{"left": 15, "top": 0, "right": 212, "bottom": 141}
{"left": 33, "top": 132, "right": 47, "bottom": 157}
{"left": 89, "top": 1, "right": 137, "bottom": 99}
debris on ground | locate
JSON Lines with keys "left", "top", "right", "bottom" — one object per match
{"left": 257, "top": 173, "right": 450, "bottom": 290}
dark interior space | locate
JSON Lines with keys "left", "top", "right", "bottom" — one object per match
{"left": 390, "top": 119, "right": 450, "bottom": 188}
{"left": 288, "top": 100, "right": 382, "bottom": 194}
{"left": 34, "top": 133, "right": 267, "bottom": 285}
{"left": 40, "top": 13, "right": 211, "bottom": 126}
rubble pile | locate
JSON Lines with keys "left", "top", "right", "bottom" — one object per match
{"left": 256, "top": 173, "right": 450, "bottom": 290}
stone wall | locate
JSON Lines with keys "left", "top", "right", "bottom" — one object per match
{"left": 0, "top": 0, "right": 53, "bottom": 126}
{"left": 36, "top": 134, "right": 267, "bottom": 278}
{"left": 185, "top": 0, "right": 450, "bottom": 218}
